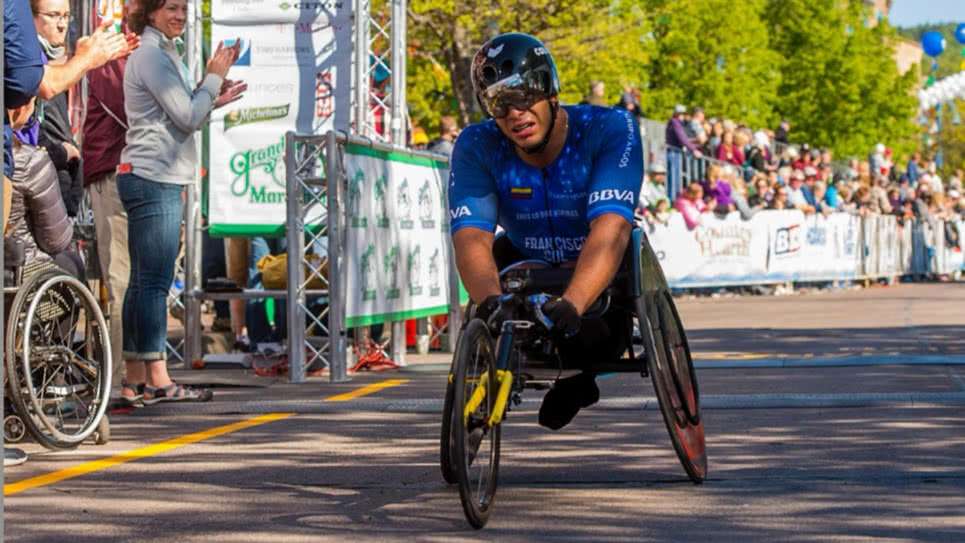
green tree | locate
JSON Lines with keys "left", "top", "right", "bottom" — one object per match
{"left": 764, "top": 0, "right": 918, "bottom": 158}
{"left": 641, "top": 0, "right": 781, "bottom": 128}
{"left": 406, "top": 0, "right": 651, "bottom": 131}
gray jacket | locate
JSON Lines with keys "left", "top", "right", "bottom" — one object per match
{"left": 120, "top": 26, "right": 222, "bottom": 184}
{"left": 5, "top": 142, "right": 73, "bottom": 263}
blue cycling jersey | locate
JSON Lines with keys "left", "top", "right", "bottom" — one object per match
{"left": 448, "top": 104, "right": 643, "bottom": 263}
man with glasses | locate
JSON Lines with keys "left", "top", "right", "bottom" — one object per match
{"left": 448, "top": 33, "right": 643, "bottom": 431}
{"left": 31, "top": 0, "right": 84, "bottom": 216}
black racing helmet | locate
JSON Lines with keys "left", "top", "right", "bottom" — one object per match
{"left": 471, "top": 33, "right": 561, "bottom": 118}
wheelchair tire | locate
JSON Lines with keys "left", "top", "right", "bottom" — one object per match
{"left": 440, "top": 302, "right": 477, "bottom": 484}
{"left": 637, "top": 290, "right": 707, "bottom": 484}
{"left": 5, "top": 269, "right": 113, "bottom": 450}
{"left": 440, "top": 365, "right": 458, "bottom": 484}
{"left": 450, "top": 318, "right": 500, "bottom": 529}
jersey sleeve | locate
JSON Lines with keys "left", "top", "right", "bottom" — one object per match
{"left": 447, "top": 126, "right": 499, "bottom": 234}
{"left": 586, "top": 108, "right": 643, "bottom": 225}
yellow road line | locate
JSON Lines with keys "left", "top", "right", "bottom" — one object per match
{"left": 6, "top": 377, "right": 407, "bottom": 496}
{"left": 4, "top": 412, "right": 293, "bottom": 496}
{"left": 325, "top": 378, "right": 408, "bottom": 402}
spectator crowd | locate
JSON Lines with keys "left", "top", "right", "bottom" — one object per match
{"left": 633, "top": 101, "right": 964, "bottom": 242}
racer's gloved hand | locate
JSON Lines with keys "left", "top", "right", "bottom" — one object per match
{"left": 542, "top": 297, "right": 581, "bottom": 338}
{"left": 474, "top": 294, "right": 514, "bottom": 334}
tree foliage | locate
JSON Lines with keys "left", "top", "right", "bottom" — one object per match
{"left": 641, "top": 0, "right": 780, "bottom": 128}
{"left": 406, "top": 0, "right": 650, "bottom": 130}
{"left": 763, "top": 0, "right": 918, "bottom": 158}
{"left": 405, "top": 0, "right": 921, "bottom": 160}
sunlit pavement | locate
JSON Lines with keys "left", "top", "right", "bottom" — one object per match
{"left": 4, "top": 283, "right": 965, "bottom": 541}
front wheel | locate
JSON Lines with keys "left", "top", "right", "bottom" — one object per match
{"left": 637, "top": 290, "right": 707, "bottom": 483}
{"left": 450, "top": 319, "right": 501, "bottom": 529}
{"left": 439, "top": 363, "right": 457, "bottom": 484}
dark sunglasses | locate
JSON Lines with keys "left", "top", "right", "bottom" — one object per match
{"left": 482, "top": 87, "right": 547, "bottom": 119}
{"left": 480, "top": 75, "right": 548, "bottom": 119}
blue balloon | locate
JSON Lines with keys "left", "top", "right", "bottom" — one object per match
{"left": 956, "top": 23, "right": 965, "bottom": 45}
{"left": 921, "top": 31, "right": 946, "bottom": 57}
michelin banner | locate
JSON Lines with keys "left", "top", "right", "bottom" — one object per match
{"left": 206, "top": 6, "right": 352, "bottom": 236}
{"left": 343, "top": 146, "right": 452, "bottom": 327}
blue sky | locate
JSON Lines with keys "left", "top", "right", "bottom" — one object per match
{"left": 889, "top": 0, "right": 965, "bottom": 27}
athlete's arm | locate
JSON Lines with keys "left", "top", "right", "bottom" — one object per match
{"left": 453, "top": 228, "right": 502, "bottom": 303}
{"left": 562, "top": 214, "right": 630, "bottom": 314}
{"left": 563, "top": 108, "right": 643, "bottom": 314}
{"left": 448, "top": 125, "right": 501, "bottom": 304}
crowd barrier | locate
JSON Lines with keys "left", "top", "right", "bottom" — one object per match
{"left": 646, "top": 210, "right": 964, "bottom": 288}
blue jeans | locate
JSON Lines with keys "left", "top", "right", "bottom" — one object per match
{"left": 117, "top": 173, "right": 185, "bottom": 360}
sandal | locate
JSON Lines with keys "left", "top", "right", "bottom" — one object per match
{"left": 143, "top": 382, "right": 213, "bottom": 405}
{"left": 116, "top": 381, "right": 146, "bottom": 408}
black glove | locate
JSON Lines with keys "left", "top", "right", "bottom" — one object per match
{"left": 474, "top": 294, "right": 517, "bottom": 334}
{"left": 542, "top": 297, "right": 581, "bottom": 338}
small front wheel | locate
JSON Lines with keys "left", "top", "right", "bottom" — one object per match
{"left": 450, "top": 319, "right": 501, "bottom": 529}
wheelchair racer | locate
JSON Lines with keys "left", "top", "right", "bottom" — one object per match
{"left": 449, "top": 33, "right": 643, "bottom": 430}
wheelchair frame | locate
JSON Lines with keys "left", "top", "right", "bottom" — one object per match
{"left": 441, "top": 227, "right": 707, "bottom": 529}
{"left": 3, "top": 247, "right": 112, "bottom": 449}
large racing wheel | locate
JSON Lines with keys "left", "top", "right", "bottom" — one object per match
{"left": 636, "top": 237, "right": 707, "bottom": 483}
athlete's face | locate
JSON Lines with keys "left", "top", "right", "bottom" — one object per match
{"left": 495, "top": 98, "right": 553, "bottom": 149}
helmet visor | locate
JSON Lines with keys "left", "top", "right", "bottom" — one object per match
{"left": 480, "top": 74, "right": 548, "bottom": 119}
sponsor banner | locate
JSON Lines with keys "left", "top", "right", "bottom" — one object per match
{"left": 649, "top": 210, "right": 861, "bottom": 286}
{"left": 343, "top": 146, "right": 452, "bottom": 326}
{"left": 648, "top": 211, "right": 769, "bottom": 285}
{"left": 211, "top": 22, "right": 347, "bottom": 69}
{"left": 876, "top": 215, "right": 900, "bottom": 276}
{"left": 207, "top": 12, "right": 351, "bottom": 235}
{"left": 793, "top": 212, "right": 860, "bottom": 280}
{"left": 211, "top": 0, "right": 348, "bottom": 25}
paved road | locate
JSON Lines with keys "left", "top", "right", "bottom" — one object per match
{"left": 5, "top": 283, "right": 965, "bottom": 541}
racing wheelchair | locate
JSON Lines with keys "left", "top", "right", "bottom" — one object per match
{"left": 440, "top": 228, "right": 706, "bottom": 529}
{"left": 3, "top": 239, "right": 112, "bottom": 449}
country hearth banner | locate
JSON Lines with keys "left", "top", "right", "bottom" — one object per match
{"left": 206, "top": 2, "right": 352, "bottom": 236}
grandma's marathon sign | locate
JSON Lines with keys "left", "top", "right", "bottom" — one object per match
{"left": 206, "top": 3, "right": 351, "bottom": 236}
{"left": 343, "top": 146, "right": 453, "bottom": 327}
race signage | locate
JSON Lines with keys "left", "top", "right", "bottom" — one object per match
{"left": 207, "top": 4, "right": 351, "bottom": 236}
{"left": 647, "top": 212, "right": 769, "bottom": 286}
{"left": 342, "top": 146, "right": 452, "bottom": 326}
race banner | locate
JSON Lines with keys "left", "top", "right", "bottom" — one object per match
{"left": 763, "top": 209, "right": 805, "bottom": 279}
{"left": 648, "top": 211, "right": 769, "bottom": 286}
{"left": 794, "top": 213, "right": 861, "bottom": 280}
{"left": 211, "top": 0, "right": 347, "bottom": 25}
{"left": 343, "top": 146, "right": 453, "bottom": 327}
{"left": 206, "top": 7, "right": 352, "bottom": 236}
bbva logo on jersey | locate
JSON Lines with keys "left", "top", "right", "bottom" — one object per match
{"left": 588, "top": 189, "right": 634, "bottom": 205}
{"left": 449, "top": 206, "right": 472, "bottom": 219}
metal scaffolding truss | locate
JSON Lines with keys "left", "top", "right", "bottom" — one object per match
{"left": 353, "top": 0, "right": 406, "bottom": 147}
{"left": 284, "top": 132, "right": 342, "bottom": 382}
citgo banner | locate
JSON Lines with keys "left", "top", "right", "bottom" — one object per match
{"left": 342, "top": 146, "right": 453, "bottom": 327}
{"left": 206, "top": 4, "right": 352, "bottom": 236}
